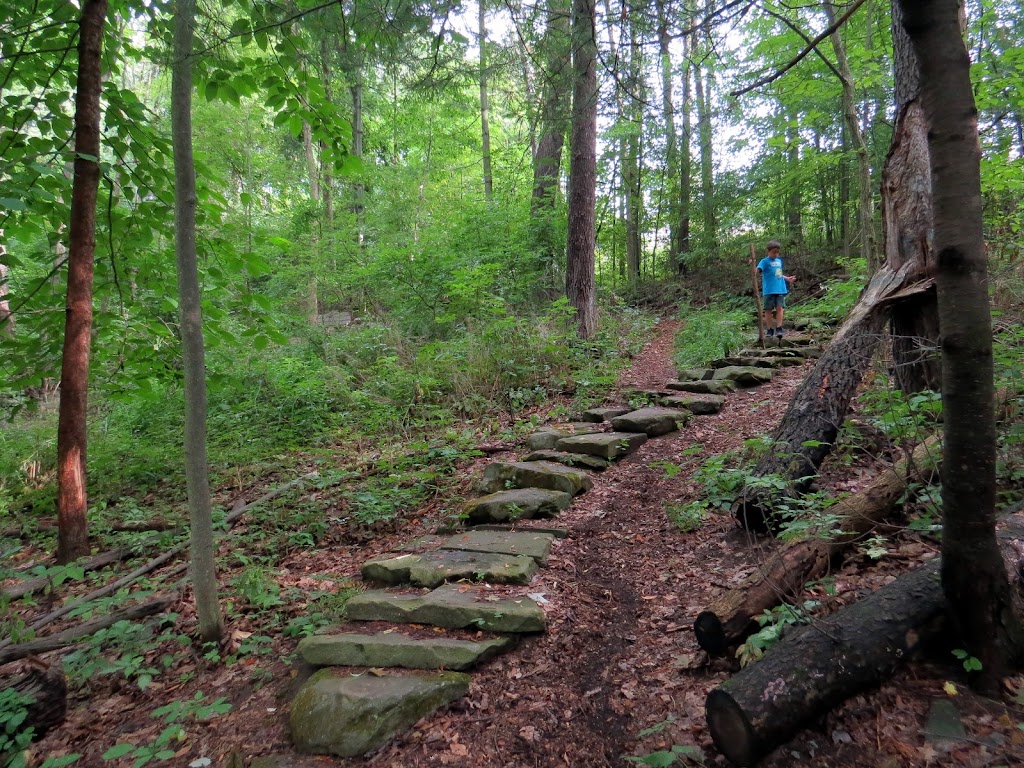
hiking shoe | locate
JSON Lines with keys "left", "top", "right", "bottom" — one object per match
{"left": 776, "top": 327, "right": 785, "bottom": 338}
{"left": 766, "top": 327, "right": 775, "bottom": 337}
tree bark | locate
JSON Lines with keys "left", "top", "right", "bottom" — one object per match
{"left": 56, "top": 0, "right": 107, "bottom": 564}
{"left": 699, "top": 436, "right": 940, "bottom": 654}
{"left": 693, "top": 60, "right": 716, "bottom": 255}
{"left": 679, "top": 36, "right": 692, "bottom": 262}
{"left": 0, "top": 258, "right": 13, "bottom": 336}
{"left": 4, "top": 664, "right": 67, "bottom": 740}
{"left": 900, "top": 0, "right": 1024, "bottom": 691}
{"left": 885, "top": 1, "right": 940, "bottom": 392}
{"left": 656, "top": 0, "right": 679, "bottom": 272}
{"left": 623, "top": 8, "right": 642, "bottom": 285}
{"left": 565, "top": 0, "right": 598, "bottom": 339}
{"left": 479, "top": 0, "right": 493, "bottom": 201}
{"left": 172, "top": 0, "right": 223, "bottom": 643}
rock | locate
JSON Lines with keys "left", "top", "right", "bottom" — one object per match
{"left": 249, "top": 756, "right": 304, "bottom": 768}
{"left": 478, "top": 461, "right": 593, "bottom": 496}
{"left": 523, "top": 450, "right": 610, "bottom": 471}
{"left": 711, "top": 366, "right": 774, "bottom": 387}
{"left": 346, "top": 584, "right": 546, "bottom": 633}
{"left": 676, "top": 368, "right": 715, "bottom": 381}
{"left": 555, "top": 431, "right": 648, "bottom": 460}
{"left": 525, "top": 429, "right": 569, "bottom": 451}
{"left": 610, "top": 407, "right": 689, "bottom": 437}
{"left": 441, "top": 529, "right": 555, "bottom": 563}
{"left": 361, "top": 550, "right": 537, "bottom": 588}
{"left": 665, "top": 379, "right": 737, "bottom": 395}
{"left": 568, "top": 422, "right": 603, "bottom": 434}
{"left": 297, "top": 632, "right": 515, "bottom": 671}
{"left": 739, "top": 348, "right": 806, "bottom": 358}
{"left": 395, "top": 535, "right": 448, "bottom": 552}
{"left": 463, "top": 488, "right": 572, "bottom": 524}
{"left": 470, "top": 524, "right": 570, "bottom": 538}
{"left": 580, "top": 406, "right": 632, "bottom": 423}
{"left": 290, "top": 669, "right": 470, "bottom": 757}
{"left": 925, "top": 698, "right": 966, "bottom": 751}
{"left": 660, "top": 394, "right": 725, "bottom": 415}
{"left": 712, "top": 356, "right": 774, "bottom": 368}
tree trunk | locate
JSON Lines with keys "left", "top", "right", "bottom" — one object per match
{"left": 885, "top": 1, "right": 940, "bottom": 393}
{"left": 734, "top": 260, "right": 928, "bottom": 532}
{"left": 679, "top": 41, "right": 692, "bottom": 262}
{"left": 56, "top": 0, "right": 107, "bottom": 564}
{"left": 693, "top": 61, "right": 716, "bottom": 255}
{"left": 4, "top": 664, "right": 67, "bottom": 740}
{"left": 565, "top": 0, "right": 598, "bottom": 339}
{"left": 785, "top": 111, "right": 802, "bottom": 249}
{"left": 656, "top": 0, "right": 679, "bottom": 272}
{"left": 825, "top": 0, "right": 876, "bottom": 266}
{"left": 900, "top": 0, "right": 1024, "bottom": 691}
{"left": 172, "top": 0, "right": 223, "bottom": 643}
{"left": 706, "top": 561, "right": 946, "bottom": 768}
{"left": 479, "top": 0, "right": 493, "bottom": 201}
{"left": 0, "top": 258, "right": 13, "bottom": 336}
{"left": 531, "top": 0, "right": 571, "bottom": 268}
{"left": 623, "top": 10, "right": 641, "bottom": 286}
{"left": 699, "top": 436, "right": 940, "bottom": 654}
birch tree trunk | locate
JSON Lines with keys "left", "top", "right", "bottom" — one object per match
{"left": 172, "top": 0, "right": 224, "bottom": 642}
{"left": 56, "top": 0, "right": 107, "bottom": 563}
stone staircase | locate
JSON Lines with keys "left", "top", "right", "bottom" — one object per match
{"left": 281, "top": 333, "right": 820, "bottom": 760}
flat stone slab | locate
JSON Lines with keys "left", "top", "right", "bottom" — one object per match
{"left": 660, "top": 394, "right": 725, "bottom": 415}
{"left": 525, "top": 429, "right": 568, "bottom": 451}
{"left": 666, "top": 379, "right": 736, "bottom": 395}
{"left": 361, "top": 550, "right": 537, "bottom": 588}
{"left": 463, "top": 487, "right": 572, "bottom": 524}
{"left": 555, "top": 431, "right": 648, "bottom": 460}
{"left": 580, "top": 406, "right": 632, "bottom": 423}
{"left": 610, "top": 407, "right": 689, "bottom": 437}
{"left": 739, "top": 348, "right": 806, "bottom": 358}
{"left": 471, "top": 524, "right": 569, "bottom": 538}
{"left": 712, "top": 356, "right": 774, "bottom": 369}
{"left": 677, "top": 368, "right": 715, "bottom": 381}
{"left": 290, "top": 669, "right": 470, "bottom": 757}
{"left": 712, "top": 366, "right": 774, "bottom": 387}
{"left": 346, "top": 584, "right": 546, "bottom": 633}
{"left": 441, "top": 529, "right": 555, "bottom": 563}
{"left": 297, "top": 631, "right": 515, "bottom": 671}
{"left": 478, "top": 461, "right": 593, "bottom": 496}
{"left": 523, "top": 450, "right": 610, "bottom": 471}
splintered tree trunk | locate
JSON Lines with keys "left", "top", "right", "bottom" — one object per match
{"left": 706, "top": 562, "right": 945, "bottom": 767}
{"left": 901, "top": 0, "right": 1024, "bottom": 690}
{"left": 56, "top": 0, "right": 107, "bottom": 564}
{"left": 734, "top": 261, "right": 927, "bottom": 531}
{"left": 699, "top": 436, "right": 940, "bottom": 654}
{"left": 565, "top": 0, "right": 598, "bottom": 339}
{"left": 885, "top": 2, "right": 940, "bottom": 393}
{"left": 172, "top": 0, "right": 223, "bottom": 642}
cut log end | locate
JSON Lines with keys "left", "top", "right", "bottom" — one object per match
{"left": 694, "top": 611, "right": 728, "bottom": 656}
{"left": 706, "top": 688, "right": 759, "bottom": 767}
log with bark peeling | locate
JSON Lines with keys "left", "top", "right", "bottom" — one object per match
{"left": 696, "top": 436, "right": 941, "bottom": 654}
{"left": 733, "top": 261, "right": 930, "bottom": 533}
{"left": 705, "top": 511, "right": 1024, "bottom": 767}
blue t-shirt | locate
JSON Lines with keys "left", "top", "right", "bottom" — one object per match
{"left": 758, "top": 256, "right": 788, "bottom": 295}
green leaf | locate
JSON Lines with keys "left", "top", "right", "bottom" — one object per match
{"left": 0, "top": 197, "right": 28, "bottom": 211}
{"left": 102, "top": 744, "right": 136, "bottom": 760}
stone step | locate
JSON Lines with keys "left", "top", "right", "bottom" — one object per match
{"left": 470, "top": 523, "right": 569, "bottom": 538}
{"left": 478, "top": 461, "right": 593, "bottom": 496}
{"left": 297, "top": 631, "right": 516, "bottom": 671}
{"left": 290, "top": 669, "right": 470, "bottom": 757}
{"left": 523, "top": 450, "right": 610, "bottom": 471}
{"left": 659, "top": 394, "right": 725, "bottom": 415}
{"left": 525, "top": 424, "right": 601, "bottom": 451}
{"left": 676, "top": 367, "right": 715, "bottom": 381}
{"left": 666, "top": 379, "right": 737, "bottom": 395}
{"left": 362, "top": 550, "right": 537, "bottom": 588}
{"left": 347, "top": 584, "right": 546, "bottom": 633}
{"left": 610, "top": 407, "right": 689, "bottom": 437}
{"left": 711, "top": 365, "right": 774, "bottom": 386}
{"left": 441, "top": 529, "right": 555, "bottom": 563}
{"left": 579, "top": 406, "right": 632, "bottom": 423}
{"left": 463, "top": 487, "right": 572, "bottom": 524}
{"left": 738, "top": 348, "right": 807, "bottom": 358}
{"left": 554, "top": 431, "right": 648, "bottom": 460}
{"left": 711, "top": 356, "right": 775, "bottom": 369}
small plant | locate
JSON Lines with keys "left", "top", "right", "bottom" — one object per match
{"left": 666, "top": 502, "right": 705, "bottom": 533}
{"left": 952, "top": 648, "right": 982, "bottom": 672}
{"left": 736, "top": 601, "right": 819, "bottom": 667}
{"left": 626, "top": 745, "right": 705, "bottom": 766}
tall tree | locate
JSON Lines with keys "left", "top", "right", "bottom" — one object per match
{"left": 693, "top": 56, "right": 717, "bottom": 255}
{"left": 479, "top": 0, "right": 493, "bottom": 200}
{"left": 56, "top": 0, "right": 107, "bottom": 564}
{"left": 566, "top": 0, "right": 598, "bottom": 338}
{"left": 656, "top": 0, "right": 683, "bottom": 272}
{"left": 172, "top": 0, "right": 224, "bottom": 642}
{"left": 623, "top": 4, "right": 642, "bottom": 285}
{"left": 899, "top": 0, "right": 1024, "bottom": 692}
{"left": 0, "top": 240, "right": 12, "bottom": 336}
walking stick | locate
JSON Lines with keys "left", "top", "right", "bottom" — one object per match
{"left": 750, "top": 243, "right": 764, "bottom": 346}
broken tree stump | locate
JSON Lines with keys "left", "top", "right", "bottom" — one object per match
{"left": 705, "top": 562, "right": 943, "bottom": 767}
{"left": 695, "top": 436, "right": 941, "bottom": 655}
{"left": 3, "top": 662, "right": 68, "bottom": 740}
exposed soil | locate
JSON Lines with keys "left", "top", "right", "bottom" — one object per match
{"left": 15, "top": 317, "right": 1024, "bottom": 768}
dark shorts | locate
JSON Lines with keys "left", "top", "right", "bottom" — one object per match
{"left": 763, "top": 294, "right": 786, "bottom": 310}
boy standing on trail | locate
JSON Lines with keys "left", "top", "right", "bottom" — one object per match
{"left": 756, "top": 240, "right": 796, "bottom": 337}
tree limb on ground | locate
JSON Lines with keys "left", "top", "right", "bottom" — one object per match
{"left": 696, "top": 435, "right": 941, "bottom": 654}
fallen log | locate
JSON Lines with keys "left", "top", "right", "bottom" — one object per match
{"left": 705, "top": 512, "right": 1024, "bottom": 766}
{"left": 706, "top": 561, "right": 944, "bottom": 767}
{"left": 695, "top": 436, "right": 941, "bottom": 655}
{"left": 733, "top": 261, "right": 927, "bottom": 533}
{"left": 1, "top": 547, "right": 135, "bottom": 602}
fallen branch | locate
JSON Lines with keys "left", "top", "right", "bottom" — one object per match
{"left": 696, "top": 436, "right": 941, "bottom": 654}
{"left": 1, "top": 547, "right": 135, "bottom": 602}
